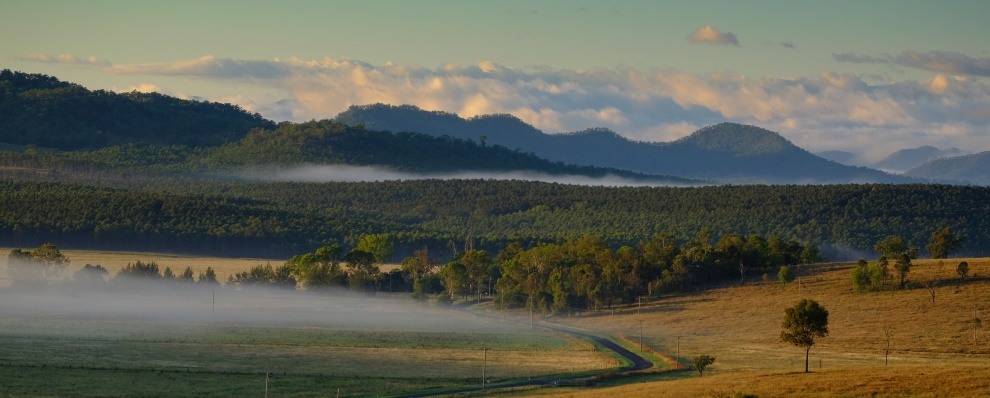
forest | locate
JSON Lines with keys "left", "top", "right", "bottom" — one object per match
{"left": 0, "top": 178, "right": 986, "bottom": 259}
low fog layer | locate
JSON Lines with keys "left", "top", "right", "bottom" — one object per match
{"left": 0, "top": 286, "right": 527, "bottom": 334}
{"left": 252, "top": 164, "right": 690, "bottom": 187}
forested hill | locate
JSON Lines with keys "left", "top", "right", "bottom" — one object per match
{"left": 905, "top": 151, "right": 990, "bottom": 185}
{"left": 1, "top": 179, "right": 987, "bottom": 259}
{"left": 334, "top": 104, "right": 911, "bottom": 184}
{"left": 0, "top": 69, "right": 274, "bottom": 150}
{"left": 0, "top": 119, "right": 699, "bottom": 184}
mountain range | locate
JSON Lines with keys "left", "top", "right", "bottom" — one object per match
{"left": 873, "top": 146, "right": 963, "bottom": 173}
{"left": 335, "top": 104, "right": 911, "bottom": 184}
{"left": 3, "top": 70, "right": 987, "bottom": 185}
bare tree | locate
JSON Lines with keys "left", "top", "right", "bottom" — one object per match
{"left": 924, "top": 261, "right": 944, "bottom": 302}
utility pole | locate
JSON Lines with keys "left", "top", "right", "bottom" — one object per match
{"left": 481, "top": 347, "right": 491, "bottom": 391}
{"left": 265, "top": 372, "right": 269, "bottom": 398}
{"left": 212, "top": 291, "right": 215, "bottom": 321}
{"left": 530, "top": 304, "right": 534, "bottom": 330}
{"left": 677, "top": 336, "right": 681, "bottom": 369}
{"left": 638, "top": 296, "right": 642, "bottom": 314}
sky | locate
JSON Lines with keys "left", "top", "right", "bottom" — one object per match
{"left": 2, "top": 0, "right": 989, "bottom": 161}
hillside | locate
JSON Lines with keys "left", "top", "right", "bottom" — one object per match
{"left": 1, "top": 179, "right": 988, "bottom": 258}
{"left": 335, "top": 104, "right": 911, "bottom": 184}
{"left": 904, "top": 151, "right": 990, "bottom": 185}
{"left": 873, "top": 145, "right": 963, "bottom": 172}
{"left": 0, "top": 69, "right": 274, "bottom": 150}
{"left": 814, "top": 150, "right": 860, "bottom": 166}
{"left": 545, "top": 258, "right": 990, "bottom": 397}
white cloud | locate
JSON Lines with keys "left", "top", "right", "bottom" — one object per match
{"left": 19, "top": 53, "right": 990, "bottom": 158}
{"left": 687, "top": 25, "right": 740, "bottom": 46}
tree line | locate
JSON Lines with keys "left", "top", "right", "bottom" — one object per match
{"left": 0, "top": 179, "right": 986, "bottom": 259}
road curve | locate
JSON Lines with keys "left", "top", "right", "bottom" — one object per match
{"left": 393, "top": 309, "right": 653, "bottom": 397}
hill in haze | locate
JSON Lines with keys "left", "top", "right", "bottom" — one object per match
{"left": 904, "top": 151, "right": 990, "bottom": 185}
{"left": 873, "top": 145, "right": 963, "bottom": 172}
{"left": 814, "top": 150, "right": 861, "bottom": 166}
{"left": 335, "top": 104, "right": 911, "bottom": 184}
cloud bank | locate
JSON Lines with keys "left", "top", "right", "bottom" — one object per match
{"left": 22, "top": 53, "right": 990, "bottom": 160}
{"left": 688, "top": 25, "right": 740, "bottom": 46}
{"left": 835, "top": 50, "right": 990, "bottom": 78}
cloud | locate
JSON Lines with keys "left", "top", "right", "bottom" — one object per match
{"left": 20, "top": 53, "right": 110, "bottom": 67}
{"left": 116, "top": 83, "right": 164, "bottom": 93}
{"left": 834, "top": 50, "right": 990, "bottom": 78}
{"left": 20, "top": 53, "right": 990, "bottom": 159}
{"left": 687, "top": 25, "right": 739, "bottom": 46}
{"left": 766, "top": 41, "right": 795, "bottom": 49}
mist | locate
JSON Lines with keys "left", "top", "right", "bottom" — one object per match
{"left": 248, "top": 164, "right": 694, "bottom": 187}
{"left": 0, "top": 283, "right": 529, "bottom": 335}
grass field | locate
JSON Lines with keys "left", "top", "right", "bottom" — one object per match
{"left": 0, "top": 287, "right": 615, "bottom": 397}
{"left": 529, "top": 258, "right": 990, "bottom": 397}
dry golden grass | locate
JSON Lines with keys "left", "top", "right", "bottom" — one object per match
{"left": 539, "top": 364, "right": 990, "bottom": 397}
{"left": 531, "top": 258, "right": 990, "bottom": 397}
{"left": 0, "top": 247, "right": 402, "bottom": 286}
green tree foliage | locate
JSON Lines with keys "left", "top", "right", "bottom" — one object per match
{"left": 926, "top": 226, "right": 964, "bottom": 259}
{"left": 780, "top": 299, "right": 829, "bottom": 373}
{"left": 874, "top": 236, "right": 918, "bottom": 288}
{"left": 0, "top": 180, "right": 988, "bottom": 259}
{"left": 162, "top": 266, "right": 176, "bottom": 281}
{"left": 287, "top": 245, "right": 348, "bottom": 290}
{"left": 0, "top": 70, "right": 273, "bottom": 150}
{"left": 439, "top": 261, "right": 469, "bottom": 300}
{"left": 179, "top": 266, "right": 196, "bottom": 283}
{"left": 198, "top": 267, "right": 219, "bottom": 286}
{"left": 778, "top": 266, "right": 795, "bottom": 284}
{"left": 850, "top": 259, "right": 891, "bottom": 292}
{"left": 227, "top": 263, "right": 293, "bottom": 289}
{"left": 357, "top": 234, "right": 395, "bottom": 264}
{"left": 693, "top": 354, "right": 716, "bottom": 377}
{"left": 344, "top": 249, "right": 378, "bottom": 292}
{"left": 115, "top": 261, "right": 161, "bottom": 280}
{"left": 7, "top": 243, "right": 69, "bottom": 286}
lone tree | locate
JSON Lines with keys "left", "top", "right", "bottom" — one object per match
{"left": 781, "top": 299, "right": 829, "bottom": 373}
{"left": 926, "top": 227, "right": 964, "bottom": 259}
{"left": 875, "top": 236, "right": 917, "bottom": 288}
{"left": 692, "top": 354, "right": 715, "bottom": 377}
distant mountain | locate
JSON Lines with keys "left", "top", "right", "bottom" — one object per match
{"left": 904, "top": 151, "right": 990, "bottom": 185}
{"left": 873, "top": 146, "right": 963, "bottom": 172}
{"left": 815, "top": 150, "right": 860, "bottom": 166}
{"left": 336, "top": 104, "right": 911, "bottom": 183}
{"left": 0, "top": 69, "right": 274, "bottom": 150}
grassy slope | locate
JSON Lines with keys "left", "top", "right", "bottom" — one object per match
{"left": 538, "top": 258, "right": 990, "bottom": 397}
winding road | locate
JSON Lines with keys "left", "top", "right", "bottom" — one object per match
{"left": 394, "top": 304, "right": 653, "bottom": 397}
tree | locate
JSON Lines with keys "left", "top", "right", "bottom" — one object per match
{"left": 179, "top": 266, "right": 195, "bottom": 283}
{"left": 874, "top": 236, "right": 917, "bottom": 260}
{"left": 692, "top": 354, "right": 715, "bottom": 376}
{"left": 73, "top": 264, "right": 109, "bottom": 286}
{"left": 875, "top": 236, "right": 917, "bottom": 288}
{"left": 924, "top": 261, "right": 944, "bottom": 302}
{"left": 357, "top": 233, "right": 395, "bottom": 265}
{"left": 198, "top": 267, "right": 219, "bottom": 285}
{"left": 8, "top": 243, "right": 70, "bottom": 286}
{"left": 778, "top": 265, "right": 795, "bottom": 285}
{"left": 957, "top": 261, "right": 969, "bottom": 280}
{"left": 780, "top": 299, "right": 829, "bottom": 373}
{"left": 800, "top": 244, "right": 825, "bottom": 264}
{"left": 344, "top": 249, "right": 378, "bottom": 291}
{"left": 926, "top": 227, "right": 964, "bottom": 259}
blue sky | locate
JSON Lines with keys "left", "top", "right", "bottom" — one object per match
{"left": 2, "top": 0, "right": 988, "bottom": 160}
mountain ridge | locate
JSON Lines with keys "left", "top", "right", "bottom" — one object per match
{"left": 335, "top": 104, "right": 912, "bottom": 184}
